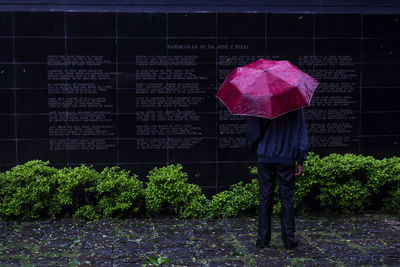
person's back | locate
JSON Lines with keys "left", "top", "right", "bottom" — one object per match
{"left": 246, "top": 108, "right": 309, "bottom": 249}
{"left": 248, "top": 109, "right": 309, "bottom": 166}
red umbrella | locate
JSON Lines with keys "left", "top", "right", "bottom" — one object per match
{"left": 216, "top": 59, "right": 319, "bottom": 119}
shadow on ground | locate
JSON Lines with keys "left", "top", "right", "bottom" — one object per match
{"left": 0, "top": 214, "right": 399, "bottom": 266}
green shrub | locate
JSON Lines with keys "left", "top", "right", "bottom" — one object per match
{"left": 96, "top": 167, "right": 144, "bottom": 218}
{"left": 55, "top": 165, "right": 144, "bottom": 219}
{"left": 1, "top": 153, "right": 399, "bottom": 221}
{"left": 206, "top": 180, "right": 259, "bottom": 218}
{"left": 74, "top": 205, "right": 99, "bottom": 220}
{"left": 295, "top": 152, "right": 321, "bottom": 212}
{"left": 309, "top": 153, "right": 400, "bottom": 213}
{"left": 383, "top": 186, "right": 400, "bottom": 213}
{"left": 144, "top": 164, "right": 207, "bottom": 218}
{"left": 244, "top": 178, "right": 260, "bottom": 208}
{"left": 367, "top": 157, "right": 400, "bottom": 192}
{"left": 0, "top": 160, "right": 58, "bottom": 220}
{"left": 249, "top": 153, "right": 400, "bottom": 214}
{"left": 55, "top": 165, "right": 99, "bottom": 218}
{"left": 310, "top": 153, "right": 372, "bottom": 213}
{"left": 377, "top": 158, "right": 400, "bottom": 213}
{"left": 266, "top": 154, "right": 400, "bottom": 215}
{"left": 179, "top": 183, "right": 208, "bottom": 219}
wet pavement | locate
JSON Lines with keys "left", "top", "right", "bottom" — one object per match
{"left": 0, "top": 213, "right": 399, "bottom": 266}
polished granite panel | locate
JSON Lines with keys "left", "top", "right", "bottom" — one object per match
{"left": 0, "top": 11, "right": 399, "bottom": 190}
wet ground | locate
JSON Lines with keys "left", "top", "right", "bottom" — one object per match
{"left": 0, "top": 214, "right": 399, "bottom": 266}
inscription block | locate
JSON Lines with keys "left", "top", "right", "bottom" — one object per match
{"left": 0, "top": 11, "right": 399, "bottom": 192}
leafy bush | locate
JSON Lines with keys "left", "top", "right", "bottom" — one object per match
{"left": 0, "top": 160, "right": 59, "bottom": 220}
{"left": 295, "top": 152, "right": 322, "bottom": 212}
{"left": 367, "top": 157, "right": 400, "bottom": 209}
{"left": 144, "top": 164, "right": 206, "bottom": 218}
{"left": 383, "top": 186, "right": 400, "bottom": 213}
{"left": 1, "top": 153, "right": 399, "bottom": 220}
{"left": 206, "top": 180, "right": 259, "bottom": 218}
{"left": 305, "top": 153, "right": 400, "bottom": 213}
{"left": 74, "top": 205, "right": 98, "bottom": 220}
{"left": 305, "top": 153, "right": 373, "bottom": 213}
{"left": 250, "top": 153, "right": 400, "bottom": 214}
{"left": 55, "top": 165, "right": 144, "bottom": 219}
{"left": 179, "top": 183, "right": 208, "bottom": 219}
{"left": 376, "top": 158, "right": 400, "bottom": 213}
{"left": 55, "top": 165, "right": 99, "bottom": 218}
{"left": 96, "top": 167, "right": 144, "bottom": 218}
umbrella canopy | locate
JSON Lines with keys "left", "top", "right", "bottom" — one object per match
{"left": 216, "top": 59, "right": 319, "bottom": 119}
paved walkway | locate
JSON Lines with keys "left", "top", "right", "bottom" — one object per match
{"left": 0, "top": 214, "right": 399, "bottom": 266}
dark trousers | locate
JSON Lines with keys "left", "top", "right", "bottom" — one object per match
{"left": 257, "top": 162, "right": 298, "bottom": 249}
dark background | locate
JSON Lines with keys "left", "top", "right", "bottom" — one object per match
{"left": 1, "top": 1, "right": 400, "bottom": 194}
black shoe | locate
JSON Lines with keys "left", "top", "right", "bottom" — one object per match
{"left": 285, "top": 240, "right": 299, "bottom": 250}
{"left": 256, "top": 240, "right": 268, "bottom": 248}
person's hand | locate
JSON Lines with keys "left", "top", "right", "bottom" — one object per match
{"left": 295, "top": 164, "right": 303, "bottom": 177}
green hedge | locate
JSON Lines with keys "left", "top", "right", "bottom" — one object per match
{"left": 298, "top": 153, "right": 400, "bottom": 213}
{"left": 144, "top": 164, "right": 207, "bottom": 218}
{"left": 0, "top": 162, "right": 144, "bottom": 220}
{"left": 0, "top": 153, "right": 399, "bottom": 220}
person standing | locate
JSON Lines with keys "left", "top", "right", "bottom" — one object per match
{"left": 246, "top": 108, "right": 309, "bottom": 249}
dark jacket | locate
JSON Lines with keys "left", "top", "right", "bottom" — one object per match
{"left": 246, "top": 109, "right": 309, "bottom": 166}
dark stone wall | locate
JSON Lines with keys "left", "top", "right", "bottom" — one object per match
{"left": 0, "top": 6, "right": 399, "bottom": 193}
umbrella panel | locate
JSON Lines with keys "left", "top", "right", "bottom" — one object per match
{"left": 216, "top": 59, "right": 319, "bottom": 119}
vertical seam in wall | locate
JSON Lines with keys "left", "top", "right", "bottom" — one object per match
{"left": 359, "top": 14, "right": 363, "bottom": 154}
{"left": 166, "top": 13, "right": 169, "bottom": 165}
{"left": 64, "top": 12, "right": 69, "bottom": 166}
{"left": 312, "top": 14, "right": 316, "bottom": 57}
{"left": 215, "top": 12, "right": 218, "bottom": 193}
{"left": 12, "top": 12, "right": 17, "bottom": 165}
{"left": 115, "top": 12, "right": 119, "bottom": 166}
{"left": 312, "top": 13, "right": 316, "bottom": 151}
{"left": 265, "top": 12, "right": 267, "bottom": 57}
